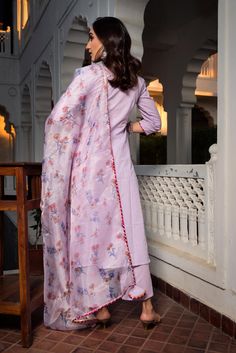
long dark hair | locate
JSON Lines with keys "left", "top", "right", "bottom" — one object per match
{"left": 92, "top": 17, "right": 141, "bottom": 91}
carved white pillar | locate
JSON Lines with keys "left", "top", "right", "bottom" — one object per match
{"left": 14, "top": 125, "right": 22, "bottom": 161}
{"left": 176, "top": 103, "right": 194, "bottom": 164}
{"left": 35, "top": 115, "right": 46, "bottom": 162}
{"left": 21, "top": 123, "right": 32, "bottom": 161}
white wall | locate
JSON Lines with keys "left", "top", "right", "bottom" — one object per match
{"left": 150, "top": 0, "right": 236, "bottom": 322}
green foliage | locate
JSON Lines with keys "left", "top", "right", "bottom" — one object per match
{"left": 140, "top": 134, "right": 167, "bottom": 164}
{"left": 30, "top": 208, "right": 42, "bottom": 248}
{"left": 192, "top": 126, "right": 217, "bottom": 164}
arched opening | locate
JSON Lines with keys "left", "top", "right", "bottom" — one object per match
{"left": 142, "top": 0, "right": 218, "bottom": 164}
{"left": 0, "top": 105, "right": 15, "bottom": 162}
{"left": 21, "top": 84, "right": 32, "bottom": 161}
{"left": 61, "top": 16, "right": 88, "bottom": 93}
{"left": 140, "top": 79, "right": 167, "bottom": 164}
{"left": 192, "top": 53, "right": 217, "bottom": 163}
{"left": 35, "top": 61, "right": 53, "bottom": 161}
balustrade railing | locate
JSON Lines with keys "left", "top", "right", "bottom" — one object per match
{"left": 0, "top": 27, "right": 11, "bottom": 56}
{"left": 135, "top": 144, "right": 217, "bottom": 265}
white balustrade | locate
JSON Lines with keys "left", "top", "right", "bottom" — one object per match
{"left": 135, "top": 145, "right": 217, "bottom": 264}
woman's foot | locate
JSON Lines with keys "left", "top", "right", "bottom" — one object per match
{"left": 96, "top": 307, "right": 111, "bottom": 328}
{"left": 140, "top": 298, "right": 161, "bottom": 329}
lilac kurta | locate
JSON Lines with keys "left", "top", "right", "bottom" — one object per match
{"left": 41, "top": 62, "right": 161, "bottom": 330}
{"left": 107, "top": 72, "right": 161, "bottom": 265}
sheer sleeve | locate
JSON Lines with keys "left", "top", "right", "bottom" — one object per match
{"left": 137, "top": 78, "right": 161, "bottom": 135}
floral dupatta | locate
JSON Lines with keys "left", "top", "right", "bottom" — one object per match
{"left": 41, "top": 62, "right": 135, "bottom": 330}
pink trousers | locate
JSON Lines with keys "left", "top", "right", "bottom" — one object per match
{"left": 122, "top": 264, "right": 154, "bottom": 301}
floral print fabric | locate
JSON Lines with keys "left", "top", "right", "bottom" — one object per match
{"left": 41, "top": 63, "right": 136, "bottom": 330}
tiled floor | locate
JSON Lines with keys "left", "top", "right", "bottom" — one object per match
{"left": 1, "top": 291, "right": 236, "bottom": 353}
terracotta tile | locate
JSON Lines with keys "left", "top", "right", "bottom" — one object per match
{"left": 89, "top": 329, "right": 110, "bottom": 340}
{"left": 71, "top": 348, "right": 93, "bottom": 353}
{"left": 98, "top": 340, "right": 120, "bottom": 352}
{"left": 114, "top": 325, "right": 133, "bottom": 335}
{"left": 0, "top": 341, "right": 12, "bottom": 351}
{"left": 166, "top": 283, "right": 173, "bottom": 298}
{"left": 230, "top": 345, "right": 236, "bottom": 353}
{"left": 177, "top": 320, "right": 195, "bottom": 329}
{"left": 3, "top": 344, "right": 30, "bottom": 353}
{"left": 211, "top": 330, "right": 231, "bottom": 343}
{"left": 184, "top": 348, "right": 205, "bottom": 353}
{"left": 34, "top": 338, "right": 57, "bottom": 351}
{"left": 171, "top": 327, "right": 192, "bottom": 337}
{"left": 0, "top": 331, "right": 9, "bottom": 339}
{"left": 210, "top": 308, "right": 221, "bottom": 328}
{"left": 180, "top": 292, "right": 190, "bottom": 309}
{"left": 162, "top": 343, "right": 186, "bottom": 353}
{"left": 80, "top": 337, "right": 100, "bottom": 349}
{"left": 190, "top": 299, "right": 199, "bottom": 315}
{"left": 161, "top": 317, "right": 178, "bottom": 326}
{"left": 156, "top": 324, "right": 173, "bottom": 334}
{"left": 199, "top": 303, "right": 209, "bottom": 322}
{"left": 194, "top": 322, "right": 213, "bottom": 332}
{"left": 63, "top": 334, "right": 84, "bottom": 345}
{"left": 50, "top": 342, "right": 76, "bottom": 353}
{"left": 165, "top": 312, "right": 181, "bottom": 319}
{"left": 172, "top": 288, "right": 180, "bottom": 303}
{"left": 149, "top": 331, "right": 170, "bottom": 342}
{"left": 157, "top": 279, "right": 166, "bottom": 294}
{"left": 208, "top": 342, "right": 230, "bottom": 352}
{"left": 121, "top": 319, "right": 138, "bottom": 328}
{"left": 107, "top": 333, "right": 127, "bottom": 344}
{"left": 190, "top": 330, "right": 211, "bottom": 340}
{"left": 168, "top": 334, "right": 189, "bottom": 345}
{"left": 188, "top": 338, "right": 208, "bottom": 349}
{"left": 132, "top": 328, "right": 150, "bottom": 339}
{"left": 117, "top": 345, "right": 140, "bottom": 353}
{"left": 46, "top": 331, "right": 68, "bottom": 341}
{"left": 1, "top": 333, "right": 21, "bottom": 344}
{"left": 72, "top": 329, "right": 93, "bottom": 337}
{"left": 142, "top": 339, "right": 164, "bottom": 351}
{"left": 140, "top": 350, "right": 158, "bottom": 353}
{"left": 124, "top": 336, "right": 145, "bottom": 347}
{"left": 222, "top": 315, "right": 234, "bottom": 337}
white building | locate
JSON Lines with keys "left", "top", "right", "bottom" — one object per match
{"left": 0, "top": 0, "right": 236, "bottom": 335}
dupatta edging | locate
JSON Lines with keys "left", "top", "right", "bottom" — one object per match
{"left": 41, "top": 62, "right": 141, "bottom": 330}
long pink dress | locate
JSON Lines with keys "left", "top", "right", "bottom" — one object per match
{"left": 41, "top": 62, "right": 161, "bottom": 330}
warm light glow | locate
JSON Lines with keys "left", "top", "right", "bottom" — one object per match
{"left": 17, "top": 0, "right": 21, "bottom": 39}
{"left": 195, "top": 90, "right": 214, "bottom": 97}
{"left": 147, "top": 79, "right": 167, "bottom": 135}
{"left": 0, "top": 115, "right": 15, "bottom": 162}
{"left": 22, "top": 0, "right": 29, "bottom": 28}
{"left": 0, "top": 115, "right": 10, "bottom": 140}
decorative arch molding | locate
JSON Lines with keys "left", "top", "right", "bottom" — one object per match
{"left": 60, "top": 16, "right": 88, "bottom": 93}
{"left": 35, "top": 60, "right": 53, "bottom": 161}
{"left": 20, "top": 84, "right": 32, "bottom": 161}
{"left": 0, "top": 105, "right": 15, "bottom": 162}
{"left": 114, "top": 0, "right": 149, "bottom": 60}
{"left": 35, "top": 60, "right": 53, "bottom": 120}
{"left": 181, "top": 40, "right": 217, "bottom": 105}
{"left": 0, "top": 104, "right": 12, "bottom": 134}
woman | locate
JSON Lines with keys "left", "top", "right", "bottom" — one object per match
{"left": 41, "top": 17, "right": 161, "bottom": 331}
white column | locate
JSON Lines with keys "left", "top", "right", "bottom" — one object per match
{"left": 176, "top": 104, "right": 193, "bottom": 164}
{"left": 34, "top": 115, "right": 46, "bottom": 162}
{"left": 21, "top": 123, "right": 32, "bottom": 161}
{"left": 217, "top": 0, "right": 236, "bottom": 291}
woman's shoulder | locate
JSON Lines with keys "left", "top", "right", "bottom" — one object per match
{"left": 73, "top": 62, "right": 104, "bottom": 79}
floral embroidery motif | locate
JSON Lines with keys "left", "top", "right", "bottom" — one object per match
{"left": 41, "top": 62, "right": 135, "bottom": 331}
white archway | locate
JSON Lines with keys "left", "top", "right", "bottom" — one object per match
{"left": 61, "top": 16, "right": 88, "bottom": 93}
{"left": 21, "top": 84, "right": 32, "bottom": 161}
{"left": 35, "top": 61, "right": 53, "bottom": 161}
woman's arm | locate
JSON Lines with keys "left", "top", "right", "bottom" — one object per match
{"left": 128, "top": 78, "right": 161, "bottom": 134}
